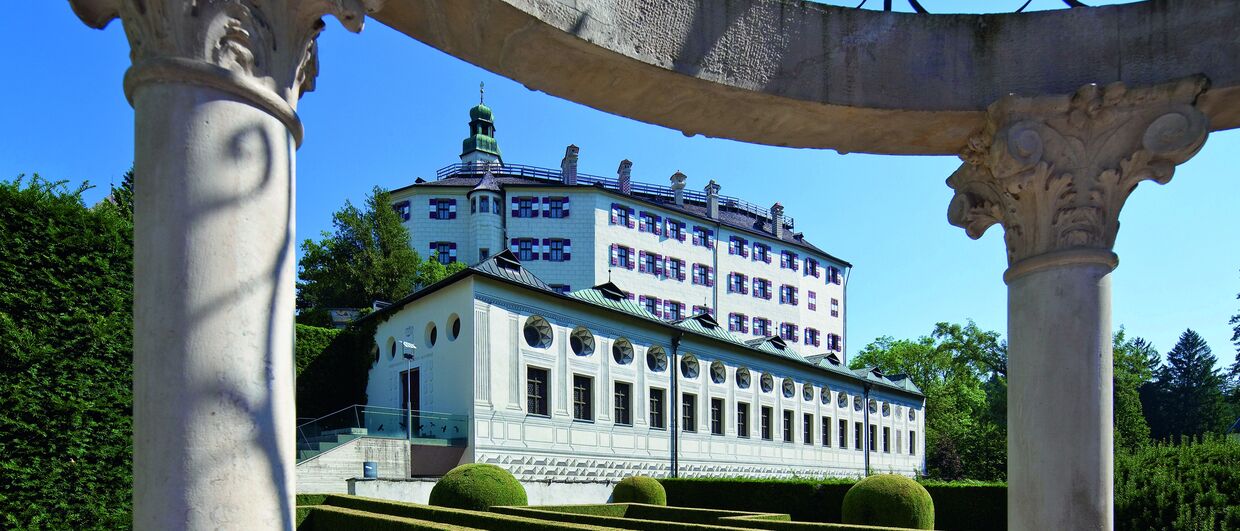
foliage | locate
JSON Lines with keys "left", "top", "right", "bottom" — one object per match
{"left": 840, "top": 475, "right": 933, "bottom": 530}
{"left": 916, "top": 481, "right": 1005, "bottom": 531}
{"left": 1144, "top": 330, "right": 1229, "bottom": 440}
{"left": 314, "top": 494, "right": 577, "bottom": 530}
{"left": 613, "top": 476, "right": 668, "bottom": 505}
{"left": 429, "top": 464, "right": 528, "bottom": 511}
{"left": 295, "top": 323, "right": 377, "bottom": 418}
{"left": 1114, "top": 436, "right": 1240, "bottom": 530}
{"left": 851, "top": 320, "right": 1007, "bottom": 481}
{"left": 0, "top": 175, "right": 134, "bottom": 529}
{"left": 1114, "top": 328, "right": 1158, "bottom": 451}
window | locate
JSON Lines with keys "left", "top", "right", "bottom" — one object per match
{"left": 780, "top": 251, "right": 799, "bottom": 271}
{"left": 753, "top": 278, "right": 771, "bottom": 300}
{"left": 805, "top": 328, "right": 820, "bottom": 347}
{"left": 854, "top": 422, "right": 863, "bottom": 450}
{"left": 909, "top": 431, "right": 917, "bottom": 455}
{"left": 611, "top": 244, "right": 635, "bottom": 270}
{"left": 573, "top": 375, "right": 593, "bottom": 421}
{"left": 692, "top": 264, "right": 714, "bottom": 286}
{"left": 729, "top": 236, "right": 749, "bottom": 257}
{"left": 839, "top": 419, "right": 848, "bottom": 448}
{"left": 492, "top": 198, "right": 500, "bottom": 214}
{"left": 610, "top": 203, "right": 634, "bottom": 227}
{"left": 614, "top": 382, "right": 632, "bottom": 426}
{"left": 432, "top": 242, "right": 456, "bottom": 264}
{"left": 429, "top": 198, "right": 456, "bottom": 220}
{"left": 638, "top": 212, "right": 662, "bottom": 235}
{"left": 546, "top": 239, "right": 569, "bottom": 262}
{"left": 650, "top": 388, "right": 666, "bottom": 429}
{"left": 869, "top": 424, "right": 878, "bottom": 451}
{"left": 515, "top": 238, "right": 536, "bottom": 261}
{"left": 549, "top": 284, "right": 571, "bottom": 295}
{"left": 666, "top": 258, "right": 685, "bottom": 281}
{"left": 779, "top": 323, "right": 799, "bottom": 342}
{"left": 666, "top": 220, "right": 685, "bottom": 241}
{"left": 727, "top": 272, "right": 748, "bottom": 294}
{"left": 569, "top": 327, "right": 594, "bottom": 356}
{"left": 808, "top": 291, "right": 817, "bottom": 311}
{"left": 664, "top": 301, "right": 684, "bottom": 321}
{"left": 760, "top": 406, "right": 773, "bottom": 440}
{"left": 803, "top": 413, "right": 814, "bottom": 445}
{"left": 479, "top": 248, "right": 489, "bottom": 260}
{"left": 783, "top": 410, "right": 794, "bottom": 442}
{"left": 393, "top": 200, "right": 411, "bottom": 221}
{"left": 710, "top": 398, "right": 724, "bottom": 435}
{"left": 831, "top": 298, "right": 840, "bottom": 317}
{"left": 806, "top": 258, "right": 820, "bottom": 278}
{"left": 753, "top": 318, "right": 771, "bottom": 337}
{"left": 753, "top": 243, "right": 771, "bottom": 263}
{"left": 828, "top": 266, "right": 843, "bottom": 285}
{"left": 612, "top": 338, "right": 635, "bottom": 365}
{"left": 647, "top": 346, "right": 668, "bottom": 372}
{"left": 692, "top": 305, "right": 712, "bottom": 317}
{"left": 682, "top": 394, "right": 697, "bottom": 433}
{"left": 828, "top": 333, "right": 843, "bottom": 352}
{"left": 691, "top": 226, "right": 714, "bottom": 248}
{"left": 737, "top": 403, "right": 750, "bottom": 438}
{"left": 523, "top": 316, "right": 553, "bottom": 348}
{"left": 640, "top": 296, "right": 661, "bottom": 318}
{"left": 883, "top": 427, "right": 891, "bottom": 453}
{"left": 639, "top": 251, "right": 663, "bottom": 276}
{"left": 516, "top": 197, "right": 535, "bottom": 218}
{"left": 727, "top": 313, "right": 748, "bottom": 333}
{"left": 779, "top": 285, "right": 798, "bottom": 305}
{"left": 680, "top": 355, "right": 700, "bottom": 379}
{"left": 546, "top": 197, "right": 569, "bottom": 218}
{"left": 822, "top": 416, "right": 832, "bottom": 447}
{"left": 527, "top": 367, "right": 549, "bottom": 416}
{"left": 479, "top": 197, "right": 490, "bottom": 213}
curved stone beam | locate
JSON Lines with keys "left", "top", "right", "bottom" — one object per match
{"left": 373, "top": 0, "right": 1240, "bottom": 155}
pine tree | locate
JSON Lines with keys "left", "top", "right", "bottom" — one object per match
{"left": 1113, "top": 328, "right": 1156, "bottom": 450}
{"left": 1148, "top": 329, "right": 1227, "bottom": 439}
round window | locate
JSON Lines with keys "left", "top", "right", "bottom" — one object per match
{"left": 681, "top": 354, "right": 700, "bottom": 379}
{"left": 782, "top": 378, "right": 795, "bottom": 398}
{"left": 853, "top": 396, "right": 862, "bottom": 411}
{"left": 820, "top": 386, "right": 831, "bottom": 405}
{"left": 882, "top": 403, "right": 891, "bottom": 417}
{"left": 612, "top": 338, "right": 634, "bottom": 365}
{"left": 838, "top": 392, "right": 848, "bottom": 408}
{"left": 425, "top": 322, "right": 438, "bottom": 347}
{"left": 389, "top": 339, "right": 396, "bottom": 358}
{"left": 760, "top": 373, "right": 774, "bottom": 393}
{"left": 869, "top": 399, "right": 878, "bottom": 414}
{"left": 570, "top": 327, "right": 595, "bottom": 357}
{"left": 646, "top": 346, "right": 668, "bottom": 372}
{"left": 710, "top": 361, "right": 726, "bottom": 384}
{"left": 449, "top": 314, "right": 461, "bottom": 340}
{"left": 909, "top": 408, "right": 917, "bottom": 422}
{"left": 735, "top": 368, "right": 751, "bottom": 389}
{"left": 523, "top": 316, "right": 553, "bottom": 348}
{"left": 802, "top": 383, "right": 813, "bottom": 401}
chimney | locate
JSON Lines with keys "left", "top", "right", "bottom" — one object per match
{"left": 617, "top": 159, "right": 632, "bottom": 195}
{"left": 770, "top": 202, "right": 785, "bottom": 239}
{"left": 705, "top": 180, "right": 721, "bottom": 219}
{"left": 561, "top": 145, "right": 579, "bottom": 186}
{"left": 670, "top": 171, "right": 687, "bottom": 206}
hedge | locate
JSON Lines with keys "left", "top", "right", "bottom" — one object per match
{"left": 295, "top": 322, "right": 377, "bottom": 418}
{"left": 1114, "top": 437, "right": 1240, "bottom": 530}
{"left": 298, "top": 505, "right": 468, "bottom": 530}
{"left": 614, "top": 476, "right": 668, "bottom": 506}
{"left": 660, "top": 477, "right": 1005, "bottom": 531}
{"left": 841, "top": 475, "right": 933, "bottom": 529}
{"left": 498, "top": 505, "right": 909, "bottom": 531}
{"left": 429, "top": 463, "right": 528, "bottom": 511}
{"left": 315, "top": 494, "right": 607, "bottom": 530}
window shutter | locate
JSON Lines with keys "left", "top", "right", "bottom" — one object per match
{"left": 512, "top": 198, "right": 521, "bottom": 217}
{"left": 429, "top": 242, "right": 437, "bottom": 252}
{"left": 653, "top": 215, "right": 662, "bottom": 236}
{"left": 707, "top": 267, "right": 715, "bottom": 287}
{"left": 626, "top": 248, "right": 635, "bottom": 270}
{"left": 542, "top": 238, "right": 551, "bottom": 261}
{"left": 678, "top": 262, "right": 686, "bottom": 281}
{"left": 563, "top": 198, "right": 570, "bottom": 217}
{"left": 563, "top": 239, "right": 571, "bottom": 261}
{"left": 428, "top": 199, "right": 437, "bottom": 219}
{"left": 448, "top": 199, "right": 457, "bottom": 219}
{"left": 541, "top": 198, "right": 550, "bottom": 215}
{"left": 610, "top": 204, "right": 618, "bottom": 225}
{"left": 610, "top": 244, "right": 618, "bottom": 266}
{"left": 639, "top": 251, "right": 647, "bottom": 273}
{"left": 626, "top": 208, "right": 635, "bottom": 228}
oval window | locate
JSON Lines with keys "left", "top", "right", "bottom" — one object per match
{"left": 782, "top": 378, "right": 795, "bottom": 398}
{"left": 612, "top": 338, "right": 634, "bottom": 365}
{"left": 820, "top": 386, "right": 831, "bottom": 405}
{"left": 853, "top": 396, "right": 863, "bottom": 411}
{"left": 882, "top": 403, "right": 891, "bottom": 417}
{"left": 735, "top": 368, "right": 751, "bottom": 389}
{"left": 449, "top": 314, "right": 461, "bottom": 341}
{"left": 710, "top": 361, "right": 726, "bottom": 384}
{"left": 523, "top": 316, "right": 552, "bottom": 348}
{"left": 570, "top": 327, "right": 595, "bottom": 357}
{"left": 909, "top": 408, "right": 917, "bottom": 422}
{"left": 761, "top": 373, "right": 774, "bottom": 393}
{"left": 425, "top": 322, "right": 438, "bottom": 347}
{"left": 838, "top": 392, "right": 848, "bottom": 408}
{"left": 869, "top": 399, "right": 878, "bottom": 414}
{"left": 680, "top": 354, "right": 700, "bottom": 379}
{"left": 802, "top": 383, "right": 813, "bottom": 401}
{"left": 646, "top": 346, "right": 668, "bottom": 372}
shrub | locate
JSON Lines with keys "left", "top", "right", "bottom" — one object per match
{"left": 295, "top": 322, "right": 377, "bottom": 418}
{"left": 918, "top": 481, "right": 1004, "bottom": 531}
{"left": 661, "top": 478, "right": 854, "bottom": 523}
{"left": 1115, "top": 436, "right": 1240, "bottom": 530}
{"left": 613, "top": 476, "right": 667, "bottom": 505}
{"left": 840, "top": 475, "right": 933, "bottom": 530}
{"left": 429, "top": 464, "right": 527, "bottom": 511}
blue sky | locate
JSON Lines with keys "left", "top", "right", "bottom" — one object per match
{"left": 3, "top": 1, "right": 1236, "bottom": 370}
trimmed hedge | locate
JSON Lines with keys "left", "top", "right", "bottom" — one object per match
{"left": 430, "top": 464, "right": 527, "bottom": 511}
{"left": 295, "top": 323, "right": 376, "bottom": 418}
{"left": 841, "top": 475, "right": 933, "bottom": 529}
{"left": 919, "top": 482, "right": 1004, "bottom": 531}
{"left": 1114, "top": 437, "right": 1240, "bottom": 530}
{"left": 614, "top": 476, "right": 668, "bottom": 506}
{"left": 298, "top": 505, "right": 468, "bottom": 530}
{"left": 318, "top": 494, "right": 603, "bottom": 530}
{"left": 494, "top": 505, "right": 787, "bottom": 531}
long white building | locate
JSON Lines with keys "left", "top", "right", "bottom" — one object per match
{"left": 361, "top": 251, "right": 924, "bottom": 481}
{"left": 388, "top": 101, "right": 851, "bottom": 360}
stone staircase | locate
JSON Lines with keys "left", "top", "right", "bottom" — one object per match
{"left": 296, "top": 428, "right": 370, "bottom": 462}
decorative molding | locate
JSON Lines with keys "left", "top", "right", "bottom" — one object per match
{"left": 947, "top": 77, "right": 1210, "bottom": 267}
{"left": 69, "top": 0, "right": 384, "bottom": 143}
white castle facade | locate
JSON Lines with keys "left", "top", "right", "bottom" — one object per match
{"left": 355, "top": 101, "right": 925, "bottom": 480}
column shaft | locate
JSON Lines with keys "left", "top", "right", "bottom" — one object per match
{"left": 132, "top": 84, "right": 296, "bottom": 529}
{"left": 1007, "top": 259, "right": 1114, "bottom": 531}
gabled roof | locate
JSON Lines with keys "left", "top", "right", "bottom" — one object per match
{"left": 744, "top": 336, "right": 806, "bottom": 363}
{"left": 471, "top": 249, "right": 552, "bottom": 291}
{"left": 673, "top": 313, "right": 744, "bottom": 346}
{"left": 568, "top": 284, "right": 657, "bottom": 321}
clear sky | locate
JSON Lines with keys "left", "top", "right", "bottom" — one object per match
{"left": 3, "top": 1, "right": 1236, "bottom": 370}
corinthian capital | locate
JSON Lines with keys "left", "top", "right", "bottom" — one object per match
{"left": 69, "top": 0, "right": 383, "bottom": 141}
{"left": 947, "top": 76, "right": 1209, "bottom": 268}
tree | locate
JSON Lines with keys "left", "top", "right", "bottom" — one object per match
{"left": 1228, "top": 276, "right": 1240, "bottom": 403}
{"left": 297, "top": 187, "right": 465, "bottom": 321}
{"left": 1113, "top": 328, "right": 1157, "bottom": 450}
{"left": 1145, "top": 329, "right": 1228, "bottom": 440}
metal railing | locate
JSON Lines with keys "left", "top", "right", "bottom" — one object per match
{"left": 296, "top": 405, "right": 468, "bottom": 462}
{"left": 435, "top": 162, "right": 795, "bottom": 229}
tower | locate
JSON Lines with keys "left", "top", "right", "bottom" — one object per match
{"left": 461, "top": 83, "right": 502, "bottom": 165}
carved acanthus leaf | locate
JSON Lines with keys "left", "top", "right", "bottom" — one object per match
{"left": 946, "top": 77, "right": 1209, "bottom": 265}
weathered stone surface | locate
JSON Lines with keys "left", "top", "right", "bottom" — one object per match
{"left": 371, "top": 0, "right": 1240, "bottom": 155}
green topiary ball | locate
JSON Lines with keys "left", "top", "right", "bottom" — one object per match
{"left": 611, "top": 476, "right": 667, "bottom": 505}
{"left": 428, "top": 463, "right": 527, "bottom": 511}
{"left": 841, "top": 474, "right": 934, "bottom": 530}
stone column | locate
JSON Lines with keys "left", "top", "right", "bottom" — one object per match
{"left": 69, "top": 1, "right": 376, "bottom": 528}
{"left": 947, "top": 77, "right": 1209, "bottom": 531}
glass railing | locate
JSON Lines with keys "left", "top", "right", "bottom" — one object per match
{"left": 296, "top": 405, "right": 469, "bottom": 461}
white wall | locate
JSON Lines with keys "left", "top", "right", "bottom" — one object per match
{"left": 347, "top": 478, "right": 616, "bottom": 505}
{"left": 296, "top": 437, "right": 410, "bottom": 494}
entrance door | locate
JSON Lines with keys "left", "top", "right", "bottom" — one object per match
{"left": 400, "top": 369, "right": 420, "bottom": 437}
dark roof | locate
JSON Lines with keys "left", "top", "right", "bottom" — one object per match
{"left": 392, "top": 173, "right": 850, "bottom": 266}
{"left": 468, "top": 170, "right": 503, "bottom": 195}
{"left": 359, "top": 252, "right": 914, "bottom": 397}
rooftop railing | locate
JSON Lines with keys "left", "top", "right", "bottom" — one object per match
{"left": 435, "top": 162, "right": 794, "bottom": 229}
